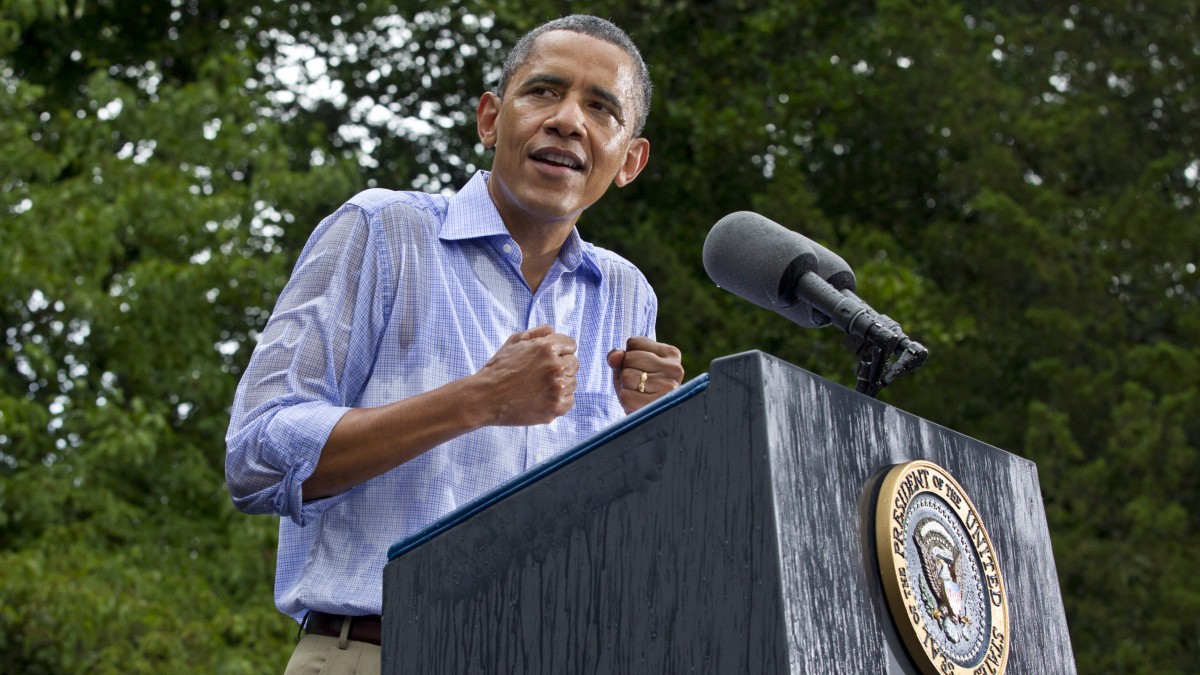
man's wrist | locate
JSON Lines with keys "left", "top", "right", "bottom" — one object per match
{"left": 449, "top": 372, "right": 499, "bottom": 430}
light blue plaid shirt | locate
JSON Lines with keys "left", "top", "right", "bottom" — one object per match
{"left": 225, "top": 171, "right": 657, "bottom": 620}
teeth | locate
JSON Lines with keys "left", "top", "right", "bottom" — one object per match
{"left": 538, "top": 152, "right": 580, "bottom": 169}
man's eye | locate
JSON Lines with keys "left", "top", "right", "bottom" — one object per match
{"left": 591, "top": 102, "right": 615, "bottom": 116}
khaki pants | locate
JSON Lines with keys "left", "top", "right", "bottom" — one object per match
{"left": 284, "top": 634, "right": 381, "bottom": 675}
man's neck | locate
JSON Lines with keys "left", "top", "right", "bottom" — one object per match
{"left": 485, "top": 177, "right": 580, "bottom": 293}
{"left": 518, "top": 247, "right": 558, "bottom": 293}
{"left": 508, "top": 221, "right": 573, "bottom": 293}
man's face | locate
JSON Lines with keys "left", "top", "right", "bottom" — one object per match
{"left": 478, "top": 30, "right": 649, "bottom": 231}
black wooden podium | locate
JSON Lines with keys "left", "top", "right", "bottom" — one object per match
{"left": 382, "top": 351, "right": 1077, "bottom": 673}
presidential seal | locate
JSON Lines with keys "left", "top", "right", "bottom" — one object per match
{"left": 875, "top": 460, "right": 1010, "bottom": 675}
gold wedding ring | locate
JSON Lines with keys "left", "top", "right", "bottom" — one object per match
{"left": 637, "top": 371, "right": 648, "bottom": 393}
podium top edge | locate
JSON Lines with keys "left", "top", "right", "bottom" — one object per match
{"left": 386, "top": 373, "right": 711, "bottom": 562}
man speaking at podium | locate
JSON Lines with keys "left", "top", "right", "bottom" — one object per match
{"left": 225, "top": 15, "right": 684, "bottom": 674}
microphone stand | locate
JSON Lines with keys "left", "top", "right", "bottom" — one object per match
{"left": 788, "top": 276, "right": 930, "bottom": 398}
{"left": 844, "top": 313, "right": 928, "bottom": 398}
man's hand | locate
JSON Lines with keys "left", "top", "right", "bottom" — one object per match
{"left": 473, "top": 324, "right": 579, "bottom": 425}
{"left": 607, "top": 337, "right": 685, "bottom": 414}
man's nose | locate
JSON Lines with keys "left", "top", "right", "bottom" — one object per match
{"left": 543, "top": 97, "right": 586, "bottom": 137}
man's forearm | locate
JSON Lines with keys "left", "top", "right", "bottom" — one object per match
{"left": 301, "top": 376, "right": 491, "bottom": 500}
{"left": 302, "top": 324, "right": 580, "bottom": 500}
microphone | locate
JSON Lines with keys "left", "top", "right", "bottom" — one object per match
{"left": 700, "top": 210, "right": 827, "bottom": 328}
{"left": 703, "top": 211, "right": 873, "bottom": 333}
{"left": 703, "top": 212, "right": 928, "bottom": 390}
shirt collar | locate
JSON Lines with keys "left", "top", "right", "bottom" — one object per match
{"left": 440, "top": 170, "right": 603, "bottom": 281}
{"left": 439, "top": 170, "right": 510, "bottom": 241}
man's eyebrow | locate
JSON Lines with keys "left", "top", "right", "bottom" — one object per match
{"left": 521, "top": 73, "right": 570, "bottom": 90}
{"left": 520, "top": 72, "right": 627, "bottom": 121}
{"left": 588, "top": 85, "right": 625, "bottom": 119}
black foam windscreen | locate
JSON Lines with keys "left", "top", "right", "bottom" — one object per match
{"left": 702, "top": 211, "right": 826, "bottom": 327}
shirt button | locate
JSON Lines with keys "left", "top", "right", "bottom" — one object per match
{"left": 503, "top": 244, "right": 513, "bottom": 254}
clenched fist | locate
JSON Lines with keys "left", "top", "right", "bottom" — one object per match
{"left": 607, "top": 336, "right": 685, "bottom": 414}
{"left": 473, "top": 324, "right": 579, "bottom": 425}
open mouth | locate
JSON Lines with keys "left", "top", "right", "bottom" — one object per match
{"left": 531, "top": 149, "right": 584, "bottom": 171}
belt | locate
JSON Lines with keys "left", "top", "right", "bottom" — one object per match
{"left": 303, "top": 611, "right": 382, "bottom": 646}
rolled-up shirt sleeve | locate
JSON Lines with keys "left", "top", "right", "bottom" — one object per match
{"left": 225, "top": 202, "right": 392, "bottom": 526}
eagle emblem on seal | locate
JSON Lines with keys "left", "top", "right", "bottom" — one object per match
{"left": 914, "top": 518, "right": 971, "bottom": 642}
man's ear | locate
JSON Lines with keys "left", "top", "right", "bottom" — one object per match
{"left": 613, "top": 137, "right": 650, "bottom": 188}
{"left": 477, "top": 91, "right": 501, "bottom": 149}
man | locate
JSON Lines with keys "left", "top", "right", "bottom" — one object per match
{"left": 226, "top": 14, "right": 683, "bottom": 674}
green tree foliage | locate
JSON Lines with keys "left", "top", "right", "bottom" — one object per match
{"left": 0, "top": 2, "right": 364, "bottom": 671}
{"left": 2, "top": 0, "right": 1197, "bottom": 672}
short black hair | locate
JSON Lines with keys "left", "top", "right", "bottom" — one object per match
{"left": 494, "top": 15, "right": 652, "bottom": 136}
